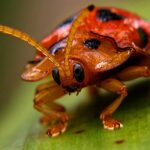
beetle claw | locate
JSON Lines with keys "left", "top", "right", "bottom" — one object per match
{"left": 47, "top": 122, "right": 68, "bottom": 137}
{"left": 101, "top": 116, "right": 123, "bottom": 130}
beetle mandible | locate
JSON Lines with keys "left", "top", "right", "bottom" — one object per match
{"left": 0, "top": 5, "right": 150, "bottom": 137}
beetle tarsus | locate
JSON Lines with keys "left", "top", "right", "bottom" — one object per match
{"left": 47, "top": 122, "right": 68, "bottom": 137}
{"left": 102, "top": 116, "right": 123, "bottom": 130}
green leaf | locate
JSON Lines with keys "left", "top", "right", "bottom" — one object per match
{"left": 0, "top": 79, "right": 150, "bottom": 150}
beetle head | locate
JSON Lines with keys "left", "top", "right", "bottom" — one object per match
{"left": 51, "top": 59, "right": 89, "bottom": 93}
{"left": 50, "top": 5, "right": 95, "bottom": 93}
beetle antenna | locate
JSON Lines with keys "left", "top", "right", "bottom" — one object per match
{"left": 0, "top": 25, "right": 64, "bottom": 76}
{"left": 64, "top": 5, "right": 95, "bottom": 77}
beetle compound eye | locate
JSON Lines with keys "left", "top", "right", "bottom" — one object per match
{"left": 52, "top": 67, "right": 61, "bottom": 85}
{"left": 84, "top": 38, "right": 101, "bottom": 49}
{"left": 73, "top": 64, "right": 84, "bottom": 82}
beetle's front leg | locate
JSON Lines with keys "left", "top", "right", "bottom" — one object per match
{"left": 34, "top": 80, "right": 68, "bottom": 137}
{"left": 97, "top": 78, "right": 127, "bottom": 130}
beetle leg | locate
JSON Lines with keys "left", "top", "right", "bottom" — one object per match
{"left": 97, "top": 78, "right": 127, "bottom": 130}
{"left": 34, "top": 80, "right": 68, "bottom": 137}
{"left": 116, "top": 66, "right": 150, "bottom": 81}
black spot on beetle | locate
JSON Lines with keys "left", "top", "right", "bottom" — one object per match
{"left": 87, "top": 5, "right": 95, "bottom": 11}
{"left": 84, "top": 38, "right": 101, "bottom": 49}
{"left": 96, "top": 9, "right": 124, "bottom": 22}
{"left": 58, "top": 15, "right": 76, "bottom": 28}
{"left": 137, "top": 27, "right": 148, "bottom": 48}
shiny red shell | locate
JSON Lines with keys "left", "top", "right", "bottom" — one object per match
{"left": 35, "top": 7, "right": 150, "bottom": 61}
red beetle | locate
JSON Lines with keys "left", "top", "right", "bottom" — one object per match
{"left": 0, "top": 5, "right": 150, "bottom": 137}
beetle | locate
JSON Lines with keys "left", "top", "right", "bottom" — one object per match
{"left": 0, "top": 5, "right": 150, "bottom": 137}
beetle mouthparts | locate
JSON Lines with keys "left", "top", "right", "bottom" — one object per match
{"left": 64, "top": 86, "right": 78, "bottom": 93}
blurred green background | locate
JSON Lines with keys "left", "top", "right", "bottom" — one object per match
{"left": 0, "top": 0, "right": 150, "bottom": 150}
